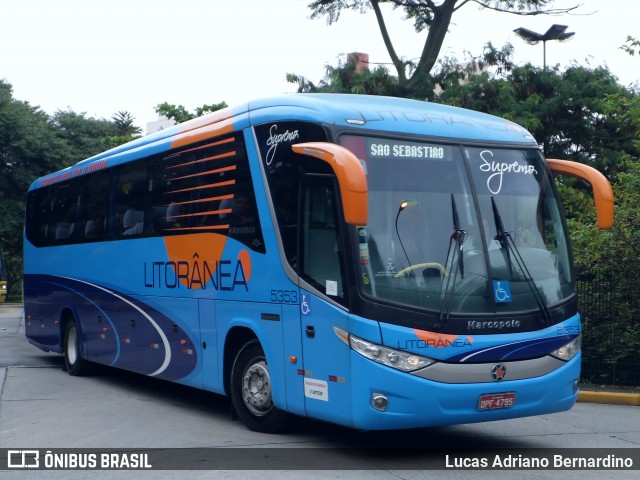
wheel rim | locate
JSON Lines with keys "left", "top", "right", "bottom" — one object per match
{"left": 66, "top": 326, "right": 78, "bottom": 365}
{"left": 241, "top": 359, "right": 273, "bottom": 416}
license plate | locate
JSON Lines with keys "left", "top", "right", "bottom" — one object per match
{"left": 478, "top": 392, "right": 516, "bottom": 410}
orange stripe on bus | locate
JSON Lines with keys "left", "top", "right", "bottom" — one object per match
{"left": 165, "top": 194, "right": 234, "bottom": 207}
{"left": 164, "top": 225, "right": 230, "bottom": 232}
{"left": 163, "top": 180, "right": 235, "bottom": 195}
{"left": 167, "top": 151, "right": 236, "bottom": 170}
{"left": 165, "top": 137, "right": 235, "bottom": 158}
{"left": 171, "top": 119, "right": 235, "bottom": 150}
{"left": 171, "top": 165, "right": 236, "bottom": 182}
{"left": 166, "top": 209, "right": 232, "bottom": 219}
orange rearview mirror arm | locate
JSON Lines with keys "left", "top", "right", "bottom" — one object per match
{"left": 292, "top": 142, "right": 368, "bottom": 226}
{"left": 547, "top": 159, "right": 614, "bottom": 230}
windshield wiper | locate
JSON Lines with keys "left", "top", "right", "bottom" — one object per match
{"left": 490, "top": 197, "right": 551, "bottom": 323}
{"left": 491, "top": 196, "right": 513, "bottom": 274}
{"left": 440, "top": 195, "right": 467, "bottom": 322}
{"left": 451, "top": 194, "right": 467, "bottom": 278}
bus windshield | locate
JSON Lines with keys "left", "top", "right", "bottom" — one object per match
{"left": 341, "top": 135, "right": 574, "bottom": 317}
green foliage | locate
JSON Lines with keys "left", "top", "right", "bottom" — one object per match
{"left": 570, "top": 163, "right": 640, "bottom": 269}
{"left": 154, "top": 102, "right": 193, "bottom": 123}
{"left": 438, "top": 62, "right": 640, "bottom": 179}
{"left": 307, "top": 0, "right": 578, "bottom": 87}
{"left": 195, "top": 102, "right": 228, "bottom": 117}
{"left": 155, "top": 101, "right": 228, "bottom": 123}
{"left": 572, "top": 163, "right": 640, "bottom": 385}
{"left": 0, "top": 81, "right": 68, "bottom": 256}
{"left": 288, "top": 60, "right": 409, "bottom": 97}
{"left": 3, "top": 252, "right": 23, "bottom": 301}
{"left": 1, "top": 79, "right": 224, "bottom": 297}
{"left": 112, "top": 111, "right": 142, "bottom": 137}
{"left": 0, "top": 79, "right": 142, "bottom": 295}
{"left": 52, "top": 110, "right": 136, "bottom": 165}
{"left": 621, "top": 35, "right": 640, "bottom": 57}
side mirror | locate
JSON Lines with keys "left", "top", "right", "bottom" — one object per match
{"left": 292, "top": 142, "right": 368, "bottom": 225}
{"left": 547, "top": 159, "right": 614, "bottom": 230}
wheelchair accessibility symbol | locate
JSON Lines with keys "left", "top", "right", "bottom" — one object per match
{"left": 493, "top": 280, "right": 512, "bottom": 303}
{"left": 301, "top": 294, "right": 312, "bottom": 315}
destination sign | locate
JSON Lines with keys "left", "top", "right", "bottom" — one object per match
{"left": 366, "top": 139, "right": 453, "bottom": 160}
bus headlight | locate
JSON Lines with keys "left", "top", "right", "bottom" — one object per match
{"left": 349, "top": 334, "right": 435, "bottom": 372}
{"left": 550, "top": 334, "right": 582, "bottom": 362}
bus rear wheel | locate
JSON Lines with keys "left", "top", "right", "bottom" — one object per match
{"left": 230, "top": 341, "right": 289, "bottom": 433}
{"left": 63, "top": 318, "right": 92, "bottom": 376}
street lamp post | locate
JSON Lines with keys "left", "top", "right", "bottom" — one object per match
{"left": 513, "top": 24, "right": 575, "bottom": 70}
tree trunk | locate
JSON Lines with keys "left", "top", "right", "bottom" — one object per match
{"left": 406, "top": 0, "right": 456, "bottom": 89}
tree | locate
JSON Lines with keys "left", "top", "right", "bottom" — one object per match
{"left": 0, "top": 81, "right": 70, "bottom": 297}
{"left": 0, "top": 81, "right": 68, "bottom": 255}
{"left": 437, "top": 62, "right": 640, "bottom": 178}
{"left": 287, "top": 40, "right": 514, "bottom": 99}
{"left": 155, "top": 101, "right": 228, "bottom": 123}
{"left": 287, "top": 59, "right": 409, "bottom": 96}
{"left": 569, "top": 162, "right": 640, "bottom": 385}
{"left": 621, "top": 35, "right": 640, "bottom": 57}
{"left": 307, "top": 0, "right": 579, "bottom": 89}
{"left": 1, "top": 80, "right": 144, "bottom": 298}
{"left": 112, "top": 111, "right": 142, "bottom": 137}
{"left": 52, "top": 110, "right": 123, "bottom": 164}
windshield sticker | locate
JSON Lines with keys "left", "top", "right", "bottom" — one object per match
{"left": 359, "top": 244, "right": 369, "bottom": 265}
{"left": 478, "top": 150, "right": 537, "bottom": 194}
{"left": 493, "top": 280, "right": 512, "bottom": 303}
{"left": 265, "top": 124, "right": 299, "bottom": 166}
{"left": 326, "top": 280, "right": 338, "bottom": 297}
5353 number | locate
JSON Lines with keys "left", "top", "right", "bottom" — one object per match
{"left": 270, "top": 289, "right": 298, "bottom": 303}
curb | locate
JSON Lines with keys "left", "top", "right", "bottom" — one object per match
{"left": 578, "top": 390, "right": 640, "bottom": 406}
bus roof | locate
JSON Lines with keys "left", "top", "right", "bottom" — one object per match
{"left": 31, "top": 94, "right": 539, "bottom": 190}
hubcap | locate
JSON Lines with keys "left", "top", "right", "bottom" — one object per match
{"left": 241, "top": 360, "right": 273, "bottom": 416}
{"left": 67, "top": 327, "right": 78, "bottom": 365}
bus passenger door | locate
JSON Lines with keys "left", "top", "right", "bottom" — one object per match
{"left": 298, "top": 175, "right": 353, "bottom": 426}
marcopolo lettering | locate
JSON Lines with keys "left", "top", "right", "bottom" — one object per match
{"left": 467, "top": 320, "right": 521, "bottom": 330}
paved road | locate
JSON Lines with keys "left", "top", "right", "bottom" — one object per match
{"left": 1, "top": 305, "right": 639, "bottom": 479}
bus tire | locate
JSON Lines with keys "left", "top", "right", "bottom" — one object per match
{"left": 63, "top": 317, "right": 92, "bottom": 376}
{"left": 230, "top": 341, "right": 289, "bottom": 433}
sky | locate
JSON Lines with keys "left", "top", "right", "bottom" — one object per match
{"left": 2, "top": 0, "right": 638, "bottom": 133}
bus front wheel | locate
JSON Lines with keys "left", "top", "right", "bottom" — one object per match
{"left": 63, "top": 318, "right": 92, "bottom": 376}
{"left": 230, "top": 341, "right": 289, "bottom": 433}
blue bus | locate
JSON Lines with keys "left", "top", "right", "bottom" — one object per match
{"left": 24, "top": 94, "right": 613, "bottom": 432}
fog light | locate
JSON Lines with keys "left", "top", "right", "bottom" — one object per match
{"left": 371, "top": 393, "right": 389, "bottom": 412}
{"left": 573, "top": 378, "right": 579, "bottom": 393}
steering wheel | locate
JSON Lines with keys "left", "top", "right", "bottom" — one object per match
{"left": 394, "top": 262, "right": 448, "bottom": 278}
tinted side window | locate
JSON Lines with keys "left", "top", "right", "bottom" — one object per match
{"left": 300, "top": 176, "right": 347, "bottom": 303}
{"left": 77, "top": 172, "right": 110, "bottom": 241}
{"left": 151, "top": 134, "right": 265, "bottom": 252}
{"left": 113, "top": 162, "right": 148, "bottom": 238}
{"left": 49, "top": 181, "right": 81, "bottom": 244}
{"left": 26, "top": 133, "right": 265, "bottom": 252}
{"left": 26, "top": 187, "right": 50, "bottom": 247}
{"left": 254, "top": 122, "right": 329, "bottom": 267}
